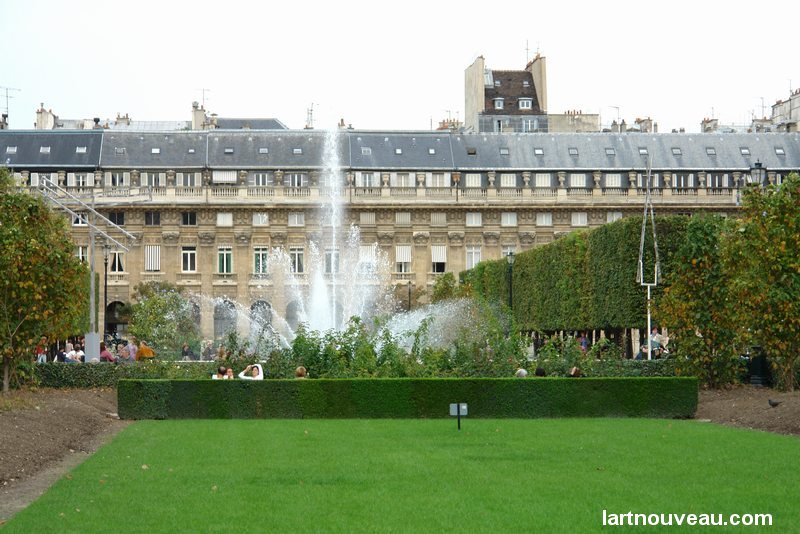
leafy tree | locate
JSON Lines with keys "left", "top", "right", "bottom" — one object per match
{"left": 431, "top": 272, "right": 471, "bottom": 303}
{"left": 657, "top": 216, "right": 743, "bottom": 387}
{"left": 723, "top": 173, "right": 800, "bottom": 390}
{"left": 127, "top": 281, "right": 199, "bottom": 359}
{"left": 0, "top": 169, "right": 89, "bottom": 393}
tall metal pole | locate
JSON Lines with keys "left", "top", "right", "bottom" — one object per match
{"left": 89, "top": 194, "right": 96, "bottom": 336}
{"left": 103, "top": 245, "right": 109, "bottom": 337}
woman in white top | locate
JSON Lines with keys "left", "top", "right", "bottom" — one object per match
{"left": 238, "top": 364, "right": 264, "bottom": 380}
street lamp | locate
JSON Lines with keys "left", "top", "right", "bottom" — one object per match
{"left": 103, "top": 244, "right": 110, "bottom": 337}
{"left": 506, "top": 251, "right": 515, "bottom": 310}
{"left": 749, "top": 160, "right": 766, "bottom": 186}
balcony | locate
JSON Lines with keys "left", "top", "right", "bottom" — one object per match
{"left": 103, "top": 186, "right": 131, "bottom": 197}
{"left": 177, "top": 272, "right": 201, "bottom": 286}
{"left": 462, "top": 188, "right": 487, "bottom": 198}
{"left": 567, "top": 188, "right": 592, "bottom": 197}
{"left": 497, "top": 188, "right": 522, "bottom": 198}
{"left": 354, "top": 187, "right": 381, "bottom": 198}
{"left": 108, "top": 272, "right": 129, "bottom": 285}
{"left": 248, "top": 186, "right": 275, "bottom": 198}
{"left": 392, "top": 272, "right": 414, "bottom": 282}
{"left": 176, "top": 186, "right": 203, "bottom": 197}
{"left": 425, "top": 187, "right": 453, "bottom": 198}
{"left": 602, "top": 188, "right": 629, "bottom": 196}
{"left": 532, "top": 188, "right": 557, "bottom": 197}
{"left": 211, "top": 186, "right": 238, "bottom": 198}
{"left": 140, "top": 272, "right": 163, "bottom": 283}
{"left": 284, "top": 187, "right": 310, "bottom": 197}
{"left": 213, "top": 273, "right": 238, "bottom": 285}
{"left": 672, "top": 188, "right": 698, "bottom": 196}
{"left": 390, "top": 187, "right": 417, "bottom": 197}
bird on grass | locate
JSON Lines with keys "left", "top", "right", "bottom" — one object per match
{"left": 768, "top": 399, "right": 782, "bottom": 408}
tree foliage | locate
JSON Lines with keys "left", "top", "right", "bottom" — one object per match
{"left": 0, "top": 168, "right": 89, "bottom": 393}
{"left": 722, "top": 173, "right": 800, "bottom": 390}
{"left": 127, "top": 281, "right": 200, "bottom": 359}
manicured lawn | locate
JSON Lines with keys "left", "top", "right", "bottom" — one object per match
{"left": 4, "top": 419, "right": 798, "bottom": 532}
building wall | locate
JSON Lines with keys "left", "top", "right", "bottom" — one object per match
{"left": 464, "top": 56, "right": 485, "bottom": 132}
{"left": 526, "top": 55, "right": 548, "bottom": 112}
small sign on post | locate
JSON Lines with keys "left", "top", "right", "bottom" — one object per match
{"left": 449, "top": 403, "right": 468, "bottom": 430}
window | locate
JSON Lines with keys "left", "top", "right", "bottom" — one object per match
{"left": 212, "top": 170, "right": 237, "bottom": 184}
{"left": 571, "top": 212, "right": 588, "bottom": 227}
{"left": 607, "top": 211, "right": 623, "bottom": 223}
{"left": 254, "top": 247, "right": 269, "bottom": 275}
{"left": 109, "top": 251, "right": 124, "bottom": 273}
{"left": 39, "top": 146, "right": 51, "bottom": 154}
{"left": 671, "top": 147, "right": 682, "bottom": 156}
{"left": 145, "top": 211, "right": 160, "bottom": 226}
{"left": 285, "top": 173, "right": 307, "bottom": 187}
{"left": 258, "top": 147, "right": 269, "bottom": 155}
{"left": 465, "top": 173, "right": 481, "bottom": 188}
{"left": 501, "top": 212, "right": 517, "bottom": 227}
{"left": 394, "top": 148, "right": 403, "bottom": 155}
{"left": 605, "top": 173, "right": 622, "bottom": 188}
{"left": 466, "top": 212, "right": 482, "bottom": 227}
{"left": 144, "top": 245, "right": 161, "bottom": 272}
{"left": 114, "top": 147, "right": 126, "bottom": 156}
{"left": 108, "top": 211, "right": 125, "bottom": 225}
{"left": 359, "top": 245, "right": 377, "bottom": 273}
{"left": 73, "top": 212, "right": 88, "bottom": 226}
{"left": 518, "top": 99, "right": 533, "bottom": 110}
{"left": 740, "top": 147, "right": 750, "bottom": 156}
{"left": 5, "top": 146, "right": 17, "bottom": 154}
{"left": 466, "top": 246, "right": 482, "bottom": 270}
{"left": 76, "top": 146, "right": 87, "bottom": 154}
{"left": 522, "top": 80, "right": 530, "bottom": 87}
{"left": 361, "top": 147, "right": 372, "bottom": 156}
{"left": 325, "top": 249, "right": 340, "bottom": 274}
{"left": 502, "top": 245, "right": 516, "bottom": 259}
{"left": 428, "top": 148, "right": 436, "bottom": 155}
{"left": 151, "top": 148, "right": 161, "bottom": 154}
{"left": 568, "top": 147, "right": 579, "bottom": 156}
{"left": 638, "top": 147, "right": 649, "bottom": 155}
{"left": 494, "top": 98, "right": 504, "bottom": 110}
{"left": 500, "top": 173, "right": 516, "bottom": 188}
{"left": 466, "top": 147, "right": 477, "bottom": 156}
{"left": 253, "top": 212, "right": 269, "bottom": 226}
{"left": 288, "top": 212, "right": 305, "bottom": 227}
{"left": 706, "top": 147, "right": 717, "bottom": 156}
{"left": 289, "top": 247, "right": 304, "bottom": 273}
{"left": 395, "top": 245, "right": 412, "bottom": 273}
{"left": 775, "top": 147, "right": 785, "bottom": 156}
{"left": 570, "top": 174, "right": 587, "bottom": 188}
{"left": 360, "top": 212, "right": 376, "bottom": 225}
{"left": 188, "top": 148, "right": 196, "bottom": 154}
{"left": 217, "top": 247, "right": 233, "bottom": 274}
{"left": 499, "top": 147, "right": 510, "bottom": 156}
{"left": 431, "top": 212, "right": 446, "bottom": 226}
{"left": 182, "top": 246, "right": 197, "bottom": 272}
{"left": 179, "top": 172, "right": 198, "bottom": 187}
{"left": 605, "top": 147, "right": 616, "bottom": 156}
{"left": 673, "top": 173, "right": 695, "bottom": 189}
{"left": 143, "top": 172, "right": 161, "bottom": 187}
{"left": 534, "top": 147, "right": 544, "bottom": 156}
{"left": 251, "top": 172, "right": 272, "bottom": 186}
{"left": 431, "top": 245, "right": 447, "bottom": 273}
{"left": 535, "top": 173, "right": 551, "bottom": 188}
{"left": 427, "top": 173, "right": 447, "bottom": 187}
{"left": 356, "top": 172, "right": 378, "bottom": 187}
{"left": 536, "top": 212, "right": 552, "bottom": 226}
{"left": 178, "top": 212, "right": 195, "bottom": 226}
{"left": 395, "top": 212, "right": 411, "bottom": 225}
{"left": 494, "top": 79, "right": 501, "bottom": 87}
{"left": 292, "top": 148, "right": 303, "bottom": 155}
{"left": 224, "top": 147, "right": 234, "bottom": 154}
{"left": 69, "top": 173, "right": 91, "bottom": 187}
{"left": 109, "top": 172, "right": 125, "bottom": 186}
{"left": 216, "top": 212, "right": 233, "bottom": 227}
{"left": 392, "top": 173, "right": 412, "bottom": 187}
{"left": 76, "top": 246, "right": 88, "bottom": 262}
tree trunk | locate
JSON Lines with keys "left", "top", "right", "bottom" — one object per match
{"left": 2, "top": 356, "right": 9, "bottom": 394}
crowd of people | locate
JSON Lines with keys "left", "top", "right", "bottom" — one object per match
{"left": 31, "top": 335, "right": 159, "bottom": 364}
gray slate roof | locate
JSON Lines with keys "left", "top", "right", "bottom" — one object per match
{"left": 214, "top": 118, "right": 288, "bottom": 130}
{"left": 2, "top": 129, "right": 799, "bottom": 173}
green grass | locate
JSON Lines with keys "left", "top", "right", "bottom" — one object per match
{"left": 4, "top": 419, "right": 798, "bottom": 533}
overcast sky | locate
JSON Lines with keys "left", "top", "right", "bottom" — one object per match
{"left": 1, "top": 0, "right": 796, "bottom": 133}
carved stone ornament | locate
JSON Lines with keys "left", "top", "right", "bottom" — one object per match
{"left": 161, "top": 231, "right": 180, "bottom": 245}
{"left": 519, "top": 231, "right": 536, "bottom": 245}
{"left": 271, "top": 232, "right": 287, "bottom": 246}
{"left": 482, "top": 231, "right": 500, "bottom": 245}
{"left": 413, "top": 231, "right": 430, "bottom": 245}
{"left": 378, "top": 232, "right": 394, "bottom": 245}
{"left": 198, "top": 231, "right": 216, "bottom": 245}
{"left": 448, "top": 231, "right": 465, "bottom": 246}
{"left": 235, "top": 232, "right": 251, "bottom": 245}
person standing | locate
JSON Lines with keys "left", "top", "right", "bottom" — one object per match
{"left": 35, "top": 336, "right": 49, "bottom": 363}
{"left": 126, "top": 337, "right": 138, "bottom": 362}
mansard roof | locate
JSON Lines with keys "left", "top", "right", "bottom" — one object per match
{"left": 0, "top": 130, "right": 102, "bottom": 169}
{"left": 1, "top": 129, "right": 799, "bottom": 172}
{"left": 214, "top": 118, "right": 288, "bottom": 130}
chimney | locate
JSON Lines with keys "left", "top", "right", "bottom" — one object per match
{"left": 620, "top": 119, "right": 627, "bottom": 133}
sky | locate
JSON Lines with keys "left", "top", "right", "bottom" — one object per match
{"left": 1, "top": 0, "right": 797, "bottom": 133}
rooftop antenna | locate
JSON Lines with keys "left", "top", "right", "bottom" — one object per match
{"left": 195, "top": 88, "right": 211, "bottom": 108}
{"left": 525, "top": 40, "right": 530, "bottom": 63}
{"left": 305, "top": 103, "right": 314, "bottom": 129}
{"left": 0, "top": 86, "right": 21, "bottom": 117}
{"left": 636, "top": 154, "right": 661, "bottom": 360}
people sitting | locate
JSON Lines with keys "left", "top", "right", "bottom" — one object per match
{"left": 212, "top": 366, "right": 227, "bottom": 379}
{"left": 534, "top": 367, "right": 547, "bottom": 377}
{"left": 514, "top": 368, "right": 528, "bottom": 377}
{"left": 568, "top": 366, "right": 582, "bottom": 377}
{"left": 137, "top": 341, "right": 156, "bottom": 361}
{"left": 295, "top": 366, "right": 307, "bottom": 379}
{"left": 225, "top": 367, "right": 235, "bottom": 379}
{"left": 239, "top": 364, "right": 264, "bottom": 380}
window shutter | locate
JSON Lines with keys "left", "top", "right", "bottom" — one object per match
{"left": 431, "top": 245, "right": 447, "bottom": 263}
{"left": 87, "top": 173, "right": 95, "bottom": 186}
{"left": 104, "top": 172, "right": 112, "bottom": 186}
{"left": 395, "top": 245, "right": 412, "bottom": 263}
{"left": 67, "top": 173, "right": 76, "bottom": 186}
{"left": 159, "top": 172, "right": 167, "bottom": 186}
{"left": 123, "top": 172, "right": 130, "bottom": 185}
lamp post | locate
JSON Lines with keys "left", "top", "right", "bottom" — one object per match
{"left": 408, "top": 280, "right": 412, "bottom": 312}
{"left": 506, "top": 251, "right": 515, "bottom": 310}
{"left": 103, "top": 244, "right": 110, "bottom": 337}
{"left": 739, "top": 160, "right": 766, "bottom": 205}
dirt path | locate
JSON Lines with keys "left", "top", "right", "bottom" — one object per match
{"left": 0, "top": 384, "right": 798, "bottom": 524}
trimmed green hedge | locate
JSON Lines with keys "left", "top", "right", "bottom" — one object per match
{"left": 35, "top": 361, "right": 217, "bottom": 388}
{"left": 118, "top": 377, "right": 698, "bottom": 420}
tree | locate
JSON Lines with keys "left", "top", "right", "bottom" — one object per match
{"left": 722, "top": 173, "right": 800, "bottom": 390}
{"left": 657, "top": 216, "right": 742, "bottom": 387}
{"left": 127, "top": 281, "right": 200, "bottom": 359}
{"left": 0, "top": 169, "right": 89, "bottom": 393}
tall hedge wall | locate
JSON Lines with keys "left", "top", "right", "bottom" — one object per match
{"left": 118, "top": 377, "right": 698, "bottom": 420}
{"left": 464, "top": 216, "right": 692, "bottom": 331}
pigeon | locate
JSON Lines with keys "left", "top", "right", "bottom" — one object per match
{"left": 768, "top": 399, "right": 782, "bottom": 408}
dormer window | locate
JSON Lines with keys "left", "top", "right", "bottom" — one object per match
{"left": 706, "top": 147, "right": 716, "bottom": 156}
{"left": 151, "top": 148, "right": 161, "bottom": 154}
{"left": 467, "top": 147, "right": 477, "bottom": 156}
{"left": 522, "top": 80, "right": 530, "bottom": 88}
{"left": 568, "top": 147, "right": 579, "bottom": 156}
{"left": 671, "top": 147, "right": 682, "bottom": 156}
{"left": 224, "top": 147, "right": 234, "bottom": 154}
{"left": 258, "top": 147, "right": 269, "bottom": 154}
{"left": 493, "top": 98, "right": 504, "bottom": 110}
{"left": 518, "top": 98, "right": 533, "bottom": 110}
{"left": 39, "top": 146, "right": 51, "bottom": 154}
{"left": 775, "top": 147, "right": 785, "bottom": 156}
{"left": 638, "top": 147, "right": 649, "bottom": 155}
{"left": 499, "top": 147, "right": 510, "bottom": 156}
{"left": 428, "top": 148, "right": 436, "bottom": 155}
{"left": 605, "top": 148, "right": 616, "bottom": 156}
{"left": 361, "top": 147, "right": 372, "bottom": 156}
{"left": 76, "top": 146, "right": 87, "bottom": 154}
{"left": 395, "top": 148, "right": 402, "bottom": 155}
{"left": 534, "top": 147, "right": 544, "bottom": 156}
{"left": 293, "top": 148, "right": 303, "bottom": 155}
{"left": 740, "top": 147, "right": 750, "bottom": 156}
{"left": 494, "top": 80, "right": 501, "bottom": 87}
{"left": 114, "top": 147, "right": 126, "bottom": 156}
{"left": 5, "top": 146, "right": 17, "bottom": 154}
